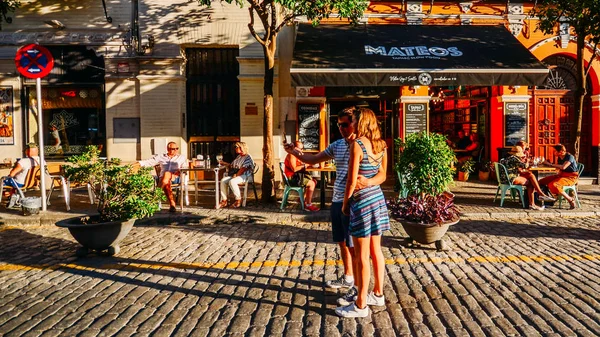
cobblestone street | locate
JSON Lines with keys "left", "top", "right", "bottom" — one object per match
{"left": 0, "top": 210, "right": 599, "bottom": 337}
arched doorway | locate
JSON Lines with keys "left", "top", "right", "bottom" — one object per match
{"left": 529, "top": 54, "right": 592, "bottom": 170}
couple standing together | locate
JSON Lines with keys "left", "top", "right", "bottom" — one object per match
{"left": 284, "top": 107, "right": 389, "bottom": 318}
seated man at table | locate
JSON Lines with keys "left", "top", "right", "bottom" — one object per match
{"left": 539, "top": 144, "right": 579, "bottom": 210}
{"left": 500, "top": 145, "right": 555, "bottom": 210}
{"left": 3, "top": 143, "right": 40, "bottom": 208}
{"left": 137, "top": 141, "right": 188, "bottom": 213}
{"left": 457, "top": 133, "right": 481, "bottom": 163}
{"left": 284, "top": 141, "right": 319, "bottom": 212}
{"left": 456, "top": 130, "right": 472, "bottom": 150}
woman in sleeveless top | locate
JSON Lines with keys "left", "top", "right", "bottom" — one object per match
{"left": 337, "top": 108, "right": 390, "bottom": 318}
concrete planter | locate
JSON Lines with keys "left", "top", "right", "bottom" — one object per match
{"left": 56, "top": 216, "right": 136, "bottom": 256}
{"left": 401, "top": 218, "right": 460, "bottom": 251}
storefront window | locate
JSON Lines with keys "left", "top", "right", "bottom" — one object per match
{"left": 26, "top": 86, "right": 106, "bottom": 157}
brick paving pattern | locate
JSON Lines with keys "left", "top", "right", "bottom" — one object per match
{"left": 1, "top": 210, "right": 599, "bottom": 336}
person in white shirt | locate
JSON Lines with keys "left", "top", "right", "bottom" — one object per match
{"left": 137, "top": 142, "right": 188, "bottom": 212}
{"left": 3, "top": 143, "right": 40, "bottom": 208}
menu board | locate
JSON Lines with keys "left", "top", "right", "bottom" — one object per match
{"left": 403, "top": 103, "right": 428, "bottom": 135}
{"left": 504, "top": 102, "right": 528, "bottom": 146}
{"left": 297, "top": 103, "right": 321, "bottom": 151}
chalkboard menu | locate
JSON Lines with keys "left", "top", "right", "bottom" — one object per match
{"left": 297, "top": 103, "right": 321, "bottom": 151}
{"left": 504, "top": 102, "right": 528, "bottom": 146}
{"left": 403, "top": 103, "right": 428, "bottom": 135}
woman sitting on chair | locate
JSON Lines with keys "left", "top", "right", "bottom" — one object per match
{"left": 539, "top": 144, "right": 579, "bottom": 210}
{"left": 218, "top": 142, "right": 255, "bottom": 208}
{"left": 499, "top": 144, "right": 555, "bottom": 210}
{"left": 284, "top": 141, "right": 319, "bottom": 212}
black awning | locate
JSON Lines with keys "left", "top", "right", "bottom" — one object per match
{"left": 291, "top": 24, "right": 549, "bottom": 87}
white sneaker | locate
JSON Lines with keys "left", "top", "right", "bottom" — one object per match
{"left": 326, "top": 276, "right": 354, "bottom": 289}
{"left": 337, "top": 287, "right": 357, "bottom": 306}
{"left": 335, "top": 302, "right": 369, "bottom": 318}
{"left": 366, "top": 292, "right": 385, "bottom": 306}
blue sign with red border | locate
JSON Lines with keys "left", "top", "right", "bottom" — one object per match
{"left": 15, "top": 44, "right": 54, "bottom": 79}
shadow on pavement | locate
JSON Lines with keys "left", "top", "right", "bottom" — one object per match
{"left": 0, "top": 227, "right": 333, "bottom": 315}
{"left": 452, "top": 219, "right": 600, "bottom": 241}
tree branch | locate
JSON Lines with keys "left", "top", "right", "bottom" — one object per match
{"left": 275, "top": 13, "right": 299, "bottom": 33}
{"left": 585, "top": 40, "right": 599, "bottom": 77}
{"left": 248, "top": 7, "right": 266, "bottom": 46}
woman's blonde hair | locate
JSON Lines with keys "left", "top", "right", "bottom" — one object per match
{"left": 355, "top": 108, "right": 386, "bottom": 154}
{"left": 235, "top": 141, "right": 248, "bottom": 155}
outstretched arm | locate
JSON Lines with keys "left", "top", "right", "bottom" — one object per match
{"left": 284, "top": 143, "right": 331, "bottom": 165}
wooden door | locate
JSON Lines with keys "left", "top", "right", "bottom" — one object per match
{"left": 529, "top": 90, "right": 591, "bottom": 169}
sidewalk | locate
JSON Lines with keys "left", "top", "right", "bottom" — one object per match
{"left": 2, "top": 180, "right": 599, "bottom": 226}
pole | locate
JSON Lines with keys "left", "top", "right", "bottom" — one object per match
{"left": 36, "top": 77, "right": 47, "bottom": 211}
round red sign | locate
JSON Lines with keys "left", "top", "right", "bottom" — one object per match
{"left": 15, "top": 44, "right": 54, "bottom": 79}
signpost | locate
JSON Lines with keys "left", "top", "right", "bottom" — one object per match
{"left": 15, "top": 44, "right": 55, "bottom": 211}
{"left": 403, "top": 103, "right": 428, "bottom": 136}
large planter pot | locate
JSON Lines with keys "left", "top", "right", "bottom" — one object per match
{"left": 457, "top": 171, "right": 469, "bottom": 181}
{"left": 478, "top": 171, "right": 490, "bottom": 181}
{"left": 400, "top": 218, "right": 460, "bottom": 251}
{"left": 56, "top": 216, "right": 136, "bottom": 256}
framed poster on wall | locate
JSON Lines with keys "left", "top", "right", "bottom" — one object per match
{"left": 0, "top": 86, "right": 14, "bottom": 145}
{"left": 504, "top": 102, "right": 528, "bottom": 147}
{"left": 297, "top": 103, "right": 321, "bottom": 151}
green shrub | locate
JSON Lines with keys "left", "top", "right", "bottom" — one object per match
{"left": 64, "top": 146, "right": 163, "bottom": 222}
{"left": 395, "top": 132, "right": 456, "bottom": 197}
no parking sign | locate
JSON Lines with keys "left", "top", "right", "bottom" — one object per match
{"left": 14, "top": 44, "right": 54, "bottom": 211}
{"left": 15, "top": 44, "right": 54, "bottom": 79}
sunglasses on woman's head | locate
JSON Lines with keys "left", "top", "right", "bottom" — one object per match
{"left": 337, "top": 122, "right": 350, "bottom": 128}
{"left": 168, "top": 147, "right": 179, "bottom": 150}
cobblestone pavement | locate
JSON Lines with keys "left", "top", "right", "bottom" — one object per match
{"left": 1, "top": 211, "right": 599, "bottom": 337}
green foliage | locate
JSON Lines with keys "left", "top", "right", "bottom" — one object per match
{"left": 0, "top": 0, "right": 19, "bottom": 30}
{"left": 197, "top": 0, "right": 367, "bottom": 27}
{"left": 64, "top": 146, "right": 163, "bottom": 222}
{"left": 479, "top": 160, "right": 493, "bottom": 173}
{"left": 395, "top": 132, "right": 456, "bottom": 197}
{"left": 533, "top": 0, "right": 600, "bottom": 43}
{"left": 457, "top": 158, "right": 475, "bottom": 174}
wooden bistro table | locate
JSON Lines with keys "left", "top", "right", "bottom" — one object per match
{"left": 528, "top": 166, "right": 558, "bottom": 179}
{"left": 179, "top": 165, "right": 226, "bottom": 210}
{"left": 306, "top": 165, "right": 336, "bottom": 209}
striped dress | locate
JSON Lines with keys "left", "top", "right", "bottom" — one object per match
{"left": 349, "top": 139, "right": 390, "bottom": 238}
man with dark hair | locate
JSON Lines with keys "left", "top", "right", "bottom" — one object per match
{"left": 284, "top": 107, "right": 386, "bottom": 305}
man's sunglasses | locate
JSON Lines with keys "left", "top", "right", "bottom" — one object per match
{"left": 337, "top": 122, "right": 351, "bottom": 128}
{"left": 168, "top": 147, "right": 179, "bottom": 150}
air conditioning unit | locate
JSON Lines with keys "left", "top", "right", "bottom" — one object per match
{"left": 296, "top": 87, "right": 311, "bottom": 97}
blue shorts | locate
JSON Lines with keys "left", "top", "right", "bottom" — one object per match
{"left": 3, "top": 178, "right": 23, "bottom": 188}
{"left": 331, "top": 202, "right": 353, "bottom": 247}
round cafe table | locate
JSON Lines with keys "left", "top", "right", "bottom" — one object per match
{"left": 306, "top": 165, "right": 336, "bottom": 209}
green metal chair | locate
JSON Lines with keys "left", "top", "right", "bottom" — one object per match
{"left": 558, "top": 163, "right": 584, "bottom": 209}
{"left": 493, "top": 162, "right": 526, "bottom": 208}
{"left": 279, "top": 162, "right": 305, "bottom": 210}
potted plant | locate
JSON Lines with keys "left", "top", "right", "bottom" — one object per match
{"left": 478, "top": 160, "right": 493, "bottom": 181}
{"left": 57, "top": 146, "right": 163, "bottom": 256}
{"left": 390, "top": 132, "right": 459, "bottom": 251}
{"left": 457, "top": 158, "right": 475, "bottom": 181}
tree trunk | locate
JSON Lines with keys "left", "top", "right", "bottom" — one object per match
{"left": 573, "top": 31, "right": 586, "bottom": 162}
{"left": 261, "top": 39, "right": 276, "bottom": 202}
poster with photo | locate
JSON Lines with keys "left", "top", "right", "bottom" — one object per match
{"left": 0, "top": 86, "right": 14, "bottom": 145}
